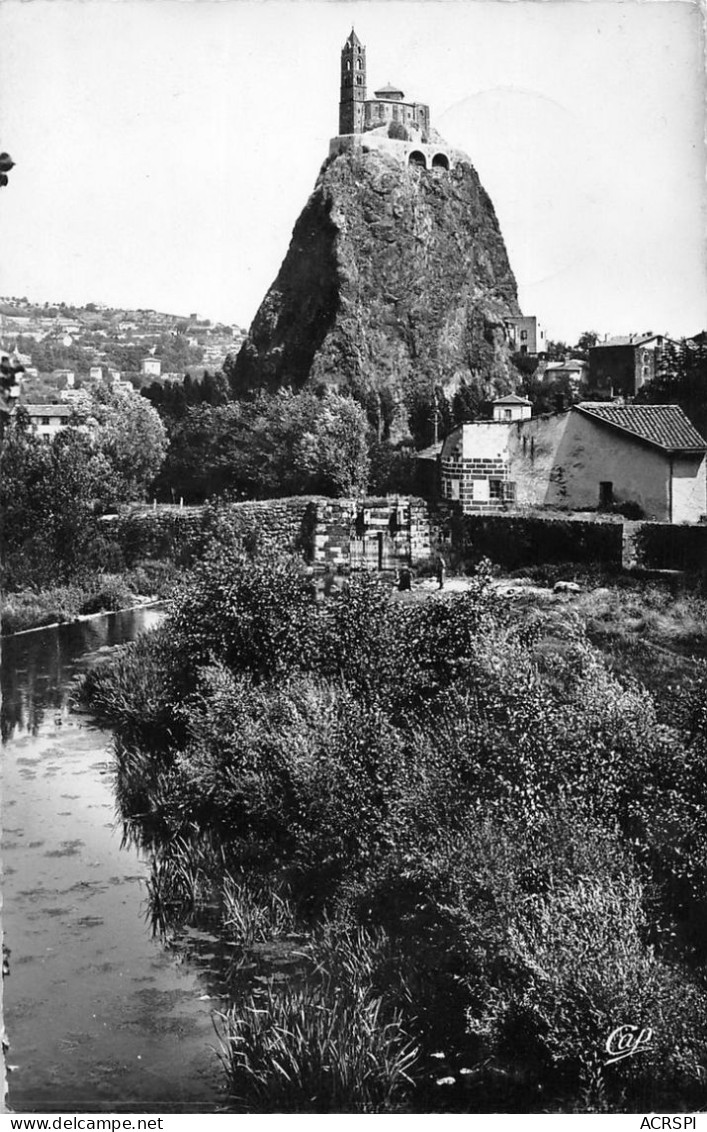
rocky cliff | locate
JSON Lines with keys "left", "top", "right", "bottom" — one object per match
{"left": 231, "top": 148, "right": 522, "bottom": 439}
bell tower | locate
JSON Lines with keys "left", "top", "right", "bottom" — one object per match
{"left": 339, "top": 29, "right": 366, "bottom": 135}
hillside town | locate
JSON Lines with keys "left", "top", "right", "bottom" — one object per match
{"left": 0, "top": 295, "right": 245, "bottom": 402}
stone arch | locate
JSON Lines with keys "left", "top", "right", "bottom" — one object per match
{"left": 432, "top": 153, "right": 450, "bottom": 170}
{"left": 408, "top": 150, "right": 427, "bottom": 169}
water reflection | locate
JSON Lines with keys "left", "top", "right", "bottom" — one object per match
{"left": 2, "top": 605, "right": 226, "bottom": 1113}
{"left": 1, "top": 606, "right": 166, "bottom": 742}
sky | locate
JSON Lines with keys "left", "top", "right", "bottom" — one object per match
{"left": 0, "top": 0, "right": 705, "bottom": 344}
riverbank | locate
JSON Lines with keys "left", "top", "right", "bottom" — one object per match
{"left": 1, "top": 563, "right": 179, "bottom": 636}
{"left": 78, "top": 545, "right": 707, "bottom": 1113}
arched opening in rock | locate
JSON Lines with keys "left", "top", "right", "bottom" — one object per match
{"left": 432, "top": 153, "right": 450, "bottom": 170}
{"left": 408, "top": 150, "right": 427, "bottom": 169}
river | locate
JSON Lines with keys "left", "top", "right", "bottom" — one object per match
{"left": 2, "top": 608, "right": 226, "bottom": 1113}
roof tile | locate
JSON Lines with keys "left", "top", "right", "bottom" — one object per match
{"left": 577, "top": 403, "right": 706, "bottom": 452}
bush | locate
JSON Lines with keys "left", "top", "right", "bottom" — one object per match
{"left": 79, "top": 574, "right": 134, "bottom": 615}
{"left": 1, "top": 585, "right": 84, "bottom": 634}
{"left": 468, "top": 873, "right": 707, "bottom": 1108}
{"left": 165, "top": 544, "right": 318, "bottom": 682}
{"left": 387, "top": 122, "right": 409, "bottom": 141}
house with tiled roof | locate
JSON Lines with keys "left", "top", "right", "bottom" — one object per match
{"left": 543, "top": 358, "right": 589, "bottom": 391}
{"left": 440, "top": 402, "right": 706, "bottom": 522}
{"left": 22, "top": 402, "right": 73, "bottom": 441}
{"left": 492, "top": 394, "right": 532, "bottom": 422}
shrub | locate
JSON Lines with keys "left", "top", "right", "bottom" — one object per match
{"left": 467, "top": 873, "right": 707, "bottom": 1108}
{"left": 166, "top": 544, "right": 318, "bottom": 682}
{"left": 79, "top": 574, "right": 134, "bottom": 615}
{"left": 387, "top": 121, "right": 409, "bottom": 141}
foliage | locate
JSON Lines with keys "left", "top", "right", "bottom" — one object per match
{"left": 1, "top": 584, "right": 86, "bottom": 635}
{"left": 0, "top": 424, "right": 121, "bottom": 587}
{"left": 636, "top": 341, "right": 707, "bottom": 437}
{"left": 215, "top": 925, "right": 419, "bottom": 1113}
{"left": 468, "top": 872, "right": 706, "bottom": 1106}
{"left": 152, "top": 390, "right": 370, "bottom": 503}
{"left": 78, "top": 534, "right": 707, "bottom": 1111}
{"left": 89, "top": 386, "right": 168, "bottom": 498}
{"left": 165, "top": 542, "right": 318, "bottom": 681}
{"left": 222, "top": 874, "right": 295, "bottom": 947}
{"left": 367, "top": 442, "right": 417, "bottom": 495}
{"left": 387, "top": 121, "right": 409, "bottom": 141}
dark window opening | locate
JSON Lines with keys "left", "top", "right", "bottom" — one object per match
{"left": 490, "top": 479, "right": 516, "bottom": 504}
{"left": 599, "top": 481, "right": 613, "bottom": 509}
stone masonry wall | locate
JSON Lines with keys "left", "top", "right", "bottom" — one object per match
{"left": 105, "top": 496, "right": 432, "bottom": 572}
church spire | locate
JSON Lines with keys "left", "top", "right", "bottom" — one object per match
{"left": 339, "top": 30, "right": 366, "bottom": 134}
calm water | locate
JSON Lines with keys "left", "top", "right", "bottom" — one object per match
{"left": 2, "top": 608, "right": 226, "bottom": 1113}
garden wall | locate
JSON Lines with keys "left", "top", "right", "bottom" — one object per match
{"left": 102, "top": 497, "right": 432, "bottom": 571}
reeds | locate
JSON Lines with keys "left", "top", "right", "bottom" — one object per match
{"left": 222, "top": 875, "right": 295, "bottom": 948}
{"left": 215, "top": 981, "right": 418, "bottom": 1112}
{"left": 214, "top": 923, "right": 419, "bottom": 1112}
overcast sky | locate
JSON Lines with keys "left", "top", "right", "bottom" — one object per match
{"left": 0, "top": 0, "right": 705, "bottom": 343}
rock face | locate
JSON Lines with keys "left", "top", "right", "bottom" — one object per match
{"left": 232, "top": 148, "right": 522, "bottom": 438}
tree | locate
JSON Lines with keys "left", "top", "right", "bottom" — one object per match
{"left": 636, "top": 339, "right": 707, "bottom": 437}
{"left": 90, "top": 387, "right": 168, "bottom": 499}
{"left": 545, "top": 340, "right": 569, "bottom": 361}
{"left": 574, "top": 330, "right": 600, "bottom": 360}
{"left": 297, "top": 393, "right": 370, "bottom": 496}
{"left": 0, "top": 423, "right": 119, "bottom": 586}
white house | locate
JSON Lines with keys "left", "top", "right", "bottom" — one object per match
{"left": 141, "top": 357, "right": 162, "bottom": 378}
{"left": 24, "top": 403, "right": 73, "bottom": 441}
{"left": 440, "top": 403, "right": 707, "bottom": 523}
{"left": 504, "top": 316, "right": 547, "bottom": 356}
{"left": 492, "top": 394, "right": 532, "bottom": 422}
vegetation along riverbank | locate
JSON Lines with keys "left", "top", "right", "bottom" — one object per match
{"left": 78, "top": 514, "right": 707, "bottom": 1114}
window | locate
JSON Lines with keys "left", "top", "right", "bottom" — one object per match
{"left": 599, "top": 481, "right": 613, "bottom": 508}
{"left": 504, "top": 409, "right": 512, "bottom": 420}
{"left": 490, "top": 480, "right": 515, "bottom": 505}
{"left": 520, "top": 330, "right": 528, "bottom": 341}
{"left": 41, "top": 416, "right": 50, "bottom": 425}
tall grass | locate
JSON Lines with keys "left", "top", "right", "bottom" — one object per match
{"left": 222, "top": 875, "right": 295, "bottom": 948}
{"left": 214, "top": 927, "right": 419, "bottom": 1113}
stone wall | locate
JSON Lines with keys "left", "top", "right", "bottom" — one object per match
{"left": 104, "top": 496, "right": 432, "bottom": 572}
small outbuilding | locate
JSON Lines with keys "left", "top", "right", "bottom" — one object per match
{"left": 440, "top": 403, "right": 707, "bottom": 523}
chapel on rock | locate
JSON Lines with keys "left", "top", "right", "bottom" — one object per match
{"left": 330, "top": 30, "right": 454, "bottom": 171}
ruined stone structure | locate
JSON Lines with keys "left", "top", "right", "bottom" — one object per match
{"left": 333, "top": 29, "right": 452, "bottom": 171}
